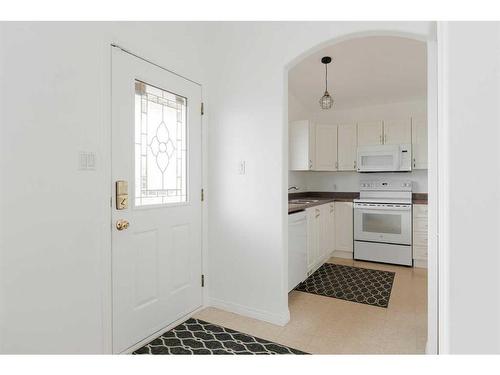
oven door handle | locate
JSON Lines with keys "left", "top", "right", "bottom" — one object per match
{"left": 354, "top": 204, "right": 411, "bottom": 211}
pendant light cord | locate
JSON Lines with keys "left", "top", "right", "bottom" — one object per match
{"left": 325, "top": 63, "right": 328, "bottom": 92}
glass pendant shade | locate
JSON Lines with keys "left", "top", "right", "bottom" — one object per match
{"left": 319, "top": 56, "right": 333, "bottom": 110}
{"left": 319, "top": 90, "right": 333, "bottom": 109}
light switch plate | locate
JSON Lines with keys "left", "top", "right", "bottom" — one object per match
{"left": 78, "top": 151, "right": 96, "bottom": 171}
{"left": 238, "top": 161, "right": 246, "bottom": 175}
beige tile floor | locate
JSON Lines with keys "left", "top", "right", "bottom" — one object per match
{"left": 194, "top": 257, "right": 427, "bottom": 354}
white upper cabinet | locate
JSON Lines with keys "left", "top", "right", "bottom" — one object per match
{"left": 383, "top": 119, "right": 412, "bottom": 144}
{"left": 289, "top": 120, "right": 315, "bottom": 171}
{"left": 290, "top": 116, "right": 426, "bottom": 172}
{"left": 357, "top": 121, "right": 383, "bottom": 146}
{"left": 411, "top": 117, "right": 428, "bottom": 169}
{"left": 337, "top": 123, "right": 357, "bottom": 171}
{"left": 314, "top": 124, "right": 338, "bottom": 171}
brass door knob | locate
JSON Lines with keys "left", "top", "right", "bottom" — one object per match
{"left": 116, "top": 219, "right": 130, "bottom": 231}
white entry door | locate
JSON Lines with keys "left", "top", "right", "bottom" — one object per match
{"left": 111, "top": 47, "right": 203, "bottom": 353}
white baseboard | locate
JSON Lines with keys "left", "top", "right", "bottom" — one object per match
{"left": 208, "top": 297, "right": 290, "bottom": 326}
{"left": 332, "top": 250, "right": 354, "bottom": 259}
{"left": 414, "top": 259, "right": 428, "bottom": 268}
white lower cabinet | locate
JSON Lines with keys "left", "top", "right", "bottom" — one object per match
{"left": 413, "top": 204, "right": 428, "bottom": 268}
{"left": 306, "top": 206, "right": 320, "bottom": 272}
{"left": 302, "top": 200, "right": 354, "bottom": 275}
{"left": 334, "top": 201, "right": 354, "bottom": 255}
{"left": 288, "top": 211, "right": 308, "bottom": 292}
{"left": 327, "top": 203, "right": 336, "bottom": 257}
{"left": 306, "top": 202, "right": 336, "bottom": 274}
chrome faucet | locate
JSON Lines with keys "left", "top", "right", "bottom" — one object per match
{"left": 288, "top": 186, "right": 299, "bottom": 191}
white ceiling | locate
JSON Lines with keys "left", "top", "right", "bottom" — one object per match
{"left": 288, "top": 36, "right": 427, "bottom": 111}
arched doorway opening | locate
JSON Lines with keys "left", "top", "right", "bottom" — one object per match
{"left": 284, "top": 30, "right": 438, "bottom": 354}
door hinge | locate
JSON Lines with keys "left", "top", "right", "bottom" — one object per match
{"left": 201, "top": 102, "right": 204, "bottom": 115}
{"left": 201, "top": 274, "right": 205, "bottom": 287}
{"left": 201, "top": 188, "right": 204, "bottom": 202}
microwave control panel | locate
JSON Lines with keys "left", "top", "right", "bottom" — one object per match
{"left": 399, "top": 144, "right": 412, "bottom": 170}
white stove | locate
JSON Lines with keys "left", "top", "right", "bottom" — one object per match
{"left": 353, "top": 180, "right": 413, "bottom": 266}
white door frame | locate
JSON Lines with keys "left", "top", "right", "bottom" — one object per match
{"left": 284, "top": 27, "right": 441, "bottom": 354}
{"left": 100, "top": 42, "right": 208, "bottom": 354}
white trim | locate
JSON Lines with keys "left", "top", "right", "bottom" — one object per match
{"left": 209, "top": 298, "right": 290, "bottom": 326}
{"left": 120, "top": 305, "right": 205, "bottom": 354}
{"left": 201, "top": 90, "right": 209, "bottom": 306}
{"left": 281, "top": 68, "right": 291, "bottom": 330}
{"left": 436, "top": 21, "right": 450, "bottom": 354}
{"left": 426, "top": 37, "right": 439, "bottom": 354}
{"left": 100, "top": 38, "right": 113, "bottom": 355}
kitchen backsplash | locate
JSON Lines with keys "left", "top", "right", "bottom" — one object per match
{"left": 289, "top": 169, "right": 428, "bottom": 193}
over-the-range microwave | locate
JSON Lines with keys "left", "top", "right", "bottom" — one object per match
{"left": 357, "top": 144, "right": 412, "bottom": 172}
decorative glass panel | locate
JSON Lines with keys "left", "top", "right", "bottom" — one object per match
{"left": 134, "top": 80, "right": 187, "bottom": 206}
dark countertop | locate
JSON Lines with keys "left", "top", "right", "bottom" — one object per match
{"left": 288, "top": 192, "right": 359, "bottom": 214}
{"left": 412, "top": 193, "right": 428, "bottom": 205}
{"left": 288, "top": 191, "right": 428, "bottom": 214}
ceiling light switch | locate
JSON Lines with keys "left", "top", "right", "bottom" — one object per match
{"left": 238, "top": 161, "right": 246, "bottom": 175}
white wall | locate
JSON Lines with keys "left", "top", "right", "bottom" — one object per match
{"left": 0, "top": 21, "right": 441, "bottom": 354}
{"left": 289, "top": 90, "right": 312, "bottom": 122}
{"left": 204, "top": 22, "right": 434, "bottom": 326}
{"left": 440, "top": 22, "right": 500, "bottom": 354}
{"left": 289, "top": 99, "right": 428, "bottom": 192}
{"left": 288, "top": 91, "right": 310, "bottom": 190}
{"left": 0, "top": 22, "right": 209, "bottom": 354}
{"left": 313, "top": 97, "right": 427, "bottom": 123}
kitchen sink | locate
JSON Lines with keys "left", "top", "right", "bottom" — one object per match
{"left": 289, "top": 199, "right": 320, "bottom": 204}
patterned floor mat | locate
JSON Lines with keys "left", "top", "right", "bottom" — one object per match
{"left": 134, "top": 318, "right": 307, "bottom": 354}
{"left": 295, "top": 263, "right": 395, "bottom": 308}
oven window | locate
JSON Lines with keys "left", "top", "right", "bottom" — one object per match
{"left": 361, "top": 155, "right": 394, "bottom": 167}
{"left": 362, "top": 213, "right": 402, "bottom": 234}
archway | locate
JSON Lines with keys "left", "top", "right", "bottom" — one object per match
{"left": 283, "top": 29, "right": 438, "bottom": 354}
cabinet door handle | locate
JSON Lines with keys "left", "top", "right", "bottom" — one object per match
{"left": 309, "top": 160, "right": 313, "bottom": 169}
{"left": 335, "top": 161, "right": 338, "bottom": 169}
{"left": 353, "top": 160, "right": 357, "bottom": 169}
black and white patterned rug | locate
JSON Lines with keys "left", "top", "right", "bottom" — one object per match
{"left": 134, "top": 318, "right": 307, "bottom": 355}
{"left": 295, "top": 263, "right": 395, "bottom": 308}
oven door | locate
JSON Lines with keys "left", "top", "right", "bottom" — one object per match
{"left": 354, "top": 203, "right": 412, "bottom": 245}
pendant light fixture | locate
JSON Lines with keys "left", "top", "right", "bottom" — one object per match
{"left": 319, "top": 56, "right": 333, "bottom": 110}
